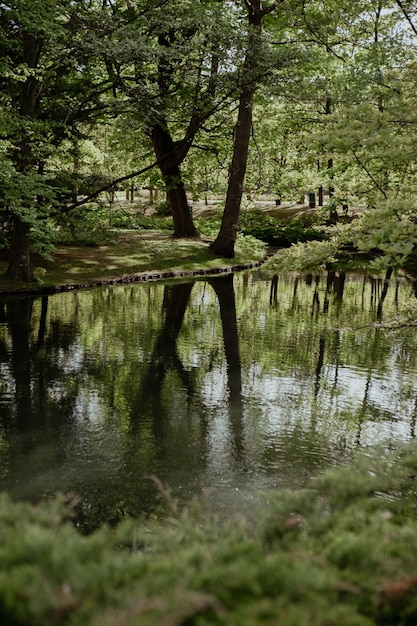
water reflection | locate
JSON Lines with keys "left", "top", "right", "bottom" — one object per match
{"left": 0, "top": 270, "right": 416, "bottom": 529}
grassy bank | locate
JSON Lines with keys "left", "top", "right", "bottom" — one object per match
{"left": 0, "top": 229, "right": 267, "bottom": 293}
{"left": 1, "top": 443, "right": 417, "bottom": 625}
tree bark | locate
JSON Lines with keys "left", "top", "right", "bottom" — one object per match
{"left": 7, "top": 217, "right": 34, "bottom": 282}
{"left": 210, "top": 1, "right": 263, "bottom": 258}
{"left": 150, "top": 125, "right": 199, "bottom": 238}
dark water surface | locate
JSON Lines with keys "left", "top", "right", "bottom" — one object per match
{"left": 0, "top": 270, "right": 416, "bottom": 529}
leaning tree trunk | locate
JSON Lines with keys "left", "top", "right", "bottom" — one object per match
{"left": 150, "top": 124, "right": 198, "bottom": 238}
{"left": 209, "top": 83, "right": 254, "bottom": 257}
{"left": 210, "top": 2, "right": 263, "bottom": 258}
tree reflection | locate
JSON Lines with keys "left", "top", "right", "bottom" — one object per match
{"left": 209, "top": 275, "right": 244, "bottom": 460}
{"left": 130, "top": 281, "right": 195, "bottom": 437}
{"left": 7, "top": 298, "right": 34, "bottom": 429}
{"left": 0, "top": 269, "right": 416, "bottom": 530}
{"left": 270, "top": 274, "right": 278, "bottom": 305}
{"left": 131, "top": 276, "right": 245, "bottom": 459}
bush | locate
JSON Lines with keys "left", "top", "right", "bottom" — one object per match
{"left": 238, "top": 210, "right": 326, "bottom": 246}
{"left": 55, "top": 204, "right": 117, "bottom": 246}
{"left": 1, "top": 443, "right": 417, "bottom": 625}
{"left": 53, "top": 206, "right": 175, "bottom": 246}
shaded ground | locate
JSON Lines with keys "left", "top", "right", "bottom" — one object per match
{"left": 0, "top": 229, "right": 266, "bottom": 295}
{"left": 0, "top": 194, "right": 327, "bottom": 295}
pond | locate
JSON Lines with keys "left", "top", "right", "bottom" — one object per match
{"left": 0, "top": 269, "right": 416, "bottom": 530}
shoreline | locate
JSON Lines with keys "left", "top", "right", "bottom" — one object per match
{"left": 0, "top": 257, "right": 268, "bottom": 298}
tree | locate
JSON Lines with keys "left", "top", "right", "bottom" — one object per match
{"left": 0, "top": 0, "right": 115, "bottom": 281}
{"left": 210, "top": 0, "right": 273, "bottom": 257}
{"left": 107, "top": 0, "right": 244, "bottom": 238}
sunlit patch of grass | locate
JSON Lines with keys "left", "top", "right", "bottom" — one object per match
{"left": 0, "top": 230, "right": 267, "bottom": 292}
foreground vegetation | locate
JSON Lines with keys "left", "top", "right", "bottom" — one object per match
{"left": 1, "top": 442, "right": 417, "bottom": 625}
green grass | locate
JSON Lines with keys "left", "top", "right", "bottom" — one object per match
{"left": 0, "top": 230, "right": 267, "bottom": 292}
{"left": 1, "top": 442, "right": 417, "bottom": 625}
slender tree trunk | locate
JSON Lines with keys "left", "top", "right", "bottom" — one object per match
{"left": 150, "top": 125, "right": 198, "bottom": 238}
{"left": 210, "top": 2, "right": 263, "bottom": 257}
{"left": 209, "top": 82, "right": 254, "bottom": 256}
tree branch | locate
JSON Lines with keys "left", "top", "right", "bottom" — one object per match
{"left": 352, "top": 150, "right": 388, "bottom": 200}
{"left": 395, "top": 0, "right": 417, "bottom": 37}
{"left": 57, "top": 139, "right": 189, "bottom": 215}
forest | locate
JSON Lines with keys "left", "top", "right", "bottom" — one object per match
{"left": 3, "top": 3, "right": 417, "bottom": 624}
{"left": 2, "top": 0, "right": 417, "bottom": 284}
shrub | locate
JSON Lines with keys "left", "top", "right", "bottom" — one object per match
{"left": 1, "top": 443, "right": 417, "bottom": 625}
{"left": 238, "top": 210, "right": 326, "bottom": 246}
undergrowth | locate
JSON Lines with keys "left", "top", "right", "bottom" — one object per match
{"left": 1, "top": 443, "right": 417, "bottom": 625}
{"left": 54, "top": 205, "right": 173, "bottom": 246}
{"left": 238, "top": 210, "right": 326, "bottom": 246}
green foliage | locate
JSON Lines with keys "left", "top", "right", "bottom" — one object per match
{"left": 154, "top": 201, "right": 172, "bottom": 217}
{"left": 55, "top": 205, "right": 117, "bottom": 247}
{"left": 268, "top": 199, "right": 417, "bottom": 274}
{"left": 195, "top": 214, "right": 223, "bottom": 238}
{"left": 238, "top": 210, "right": 326, "bottom": 246}
{"left": 1, "top": 442, "right": 417, "bottom": 624}
{"left": 54, "top": 204, "right": 174, "bottom": 247}
{"left": 267, "top": 235, "right": 340, "bottom": 272}
{"left": 131, "top": 215, "right": 174, "bottom": 231}
{"left": 352, "top": 200, "right": 417, "bottom": 273}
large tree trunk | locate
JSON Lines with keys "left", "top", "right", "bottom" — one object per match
{"left": 210, "top": 1, "right": 263, "bottom": 258}
{"left": 150, "top": 125, "right": 198, "bottom": 238}
{"left": 7, "top": 32, "right": 41, "bottom": 282}
{"left": 7, "top": 215, "right": 34, "bottom": 282}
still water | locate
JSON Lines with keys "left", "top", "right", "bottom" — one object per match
{"left": 0, "top": 269, "right": 416, "bottom": 529}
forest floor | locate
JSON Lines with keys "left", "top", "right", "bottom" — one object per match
{"left": 0, "top": 226, "right": 267, "bottom": 295}
{"left": 0, "top": 196, "right": 317, "bottom": 295}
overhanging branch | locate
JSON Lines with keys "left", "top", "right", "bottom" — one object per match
{"left": 58, "top": 157, "right": 158, "bottom": 215}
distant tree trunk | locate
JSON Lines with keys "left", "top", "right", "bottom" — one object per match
{"left": 325, "top": 97, "right": 335, "bottom": 198}
{"left": 150, "top": 124, "right": 198, "bottom": 238}
{"left": 210, "top": 1, "right": 264, "bottom": 257}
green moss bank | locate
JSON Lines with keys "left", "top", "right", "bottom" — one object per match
{"left": 1, "top": 443, "right": 417, "bottom": 625}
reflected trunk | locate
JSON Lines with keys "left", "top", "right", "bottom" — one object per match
{"left": 132, "top": 282, "right": 195, "bottom": 434}
{"left": 209, "top": 275, "right": 244, "bottom": 458}
{"left": 8, "top": 299, "right": 33, "bottom": 428}
{"left": 377, "top": 267, "right": 393, "bottom": 319}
